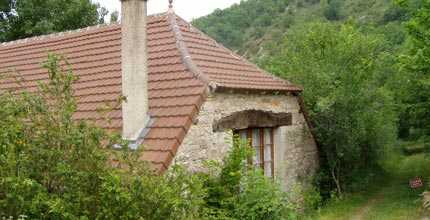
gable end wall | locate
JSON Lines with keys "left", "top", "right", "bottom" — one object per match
{"left": 174, "top": 92, "right": 319, "bottom": 191}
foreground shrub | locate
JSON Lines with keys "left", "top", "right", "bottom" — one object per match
{"left": 201, "top": 137, "right": 298, "bottom": 220}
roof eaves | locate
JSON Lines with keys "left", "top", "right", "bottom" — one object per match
{"left": 214, "top": 85, "right": 303, "bottom": 95}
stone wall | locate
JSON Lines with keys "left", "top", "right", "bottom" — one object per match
{"left": 174, "top": 92, "right": 319, "bottom": 191}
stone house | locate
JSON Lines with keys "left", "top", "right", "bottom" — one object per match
{"left": 0, "top": 0, "right": 319, "bottom": 191}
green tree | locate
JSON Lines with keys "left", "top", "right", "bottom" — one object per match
{"left": 264, "top": 22, "right": 397, "bottom": 196}
{"left": 0, "top": 0, "right": 107, "bottom": 42}
{"left": 396, "top": 0, "right": 430, "bottom": 138}
{"left": 110, "top": 10, "right": 120, "bottom": 23}
{"left": 322, "top": 0, "right": 344, "bottom": 21}
{"left": 0, "top": 0, "right": 14, "bottom": 20}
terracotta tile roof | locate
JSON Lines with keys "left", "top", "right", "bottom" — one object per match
{"left": 0, "top": 12, "right": 301, "bottom": 172}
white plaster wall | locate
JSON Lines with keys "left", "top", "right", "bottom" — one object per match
{"left": 174, "top": 92, "right": 319, "bottom": 191}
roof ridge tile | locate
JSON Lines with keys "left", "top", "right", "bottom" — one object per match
{"left": 0, "top": 12, "right": 169, "bottom": 47}
{"left": 1, "top": 23, "right": 118, "bottom": 47}
{"left": 167, "top": 11, "right": 216, "bottom": 92}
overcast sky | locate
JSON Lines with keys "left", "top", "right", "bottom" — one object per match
{"left": 92, "top": 0, "right": 242, "bottom": 21}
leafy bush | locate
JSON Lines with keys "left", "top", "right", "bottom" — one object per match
{"left": 96, "top": 165, "right": 206, "bottom": 219}
{"left": 201, "top": 137, "right": 298, "bottom": 220}
{"left": 302, "top": 186, "right": 323, "bottom": 212}
{"left": 0, "top": 54, "right": 111, "bottom": 219}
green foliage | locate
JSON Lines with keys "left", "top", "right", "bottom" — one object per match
{"left": 302, "top": 186, "right": 323, "bottom": 212}
{"left": 322, "top": 0, "right": 344, "bottom": 21}
{"left": 233, "top": 171, "right": 295, "bottom": 220}
{"left": 192, "top": 0, "right": 291, "bottom": 53}
{"left": 381, "top": 143, "right": 430, "bottom": 179}
{"left": 0, "top": 54, "right": 108, "bottom": 218}
{"left": 97, "top": 165, "right": 206, "bottom": 220}
{"left": 110, "top": 10, "right": 120, "bottom": 23}
{"left": 396, "top": 0, "right": 430, "bottom": 138}
{"left": 201, "top": 137, "right": 298, "bottom": 220}
{"left": 0, "top": 0, "right": 14, "bottom": 20}
{"left": 0, "top": 0, "right": 107, "bottom": 42}
{"left": 383, "top": 3, "right": 408, "bottom": 23}
{"left": 264, "top": 22, "right": 397, "bottom": 196}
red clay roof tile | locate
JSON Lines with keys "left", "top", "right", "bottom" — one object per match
{"left": 0, "top": 12, "right": 301, "bottom": 171}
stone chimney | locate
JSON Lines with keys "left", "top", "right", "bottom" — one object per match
{"left": 120, "top": 0, "right": 150, "bottom": 140}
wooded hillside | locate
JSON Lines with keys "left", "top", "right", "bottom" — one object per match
{"left": 193, "top": 0, "right": 408, "bottom": 61}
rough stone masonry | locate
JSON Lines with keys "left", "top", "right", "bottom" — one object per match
{"left": 175, "top": 92, "right": 319, "bottom": 191}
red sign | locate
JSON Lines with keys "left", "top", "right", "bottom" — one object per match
{"left": 409, "top": 177, "right": 423, "bottom": 189}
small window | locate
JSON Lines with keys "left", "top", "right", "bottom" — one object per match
{"left": 236, "top": 128, "right": 274, "bottom": 177}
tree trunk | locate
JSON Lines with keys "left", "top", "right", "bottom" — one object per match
{"left": 331, "top": 167, "right": 343, "bottom": 197}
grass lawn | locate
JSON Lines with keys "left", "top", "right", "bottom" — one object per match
{"left": 304, "top": 143, "right": 430, "bottom": 220}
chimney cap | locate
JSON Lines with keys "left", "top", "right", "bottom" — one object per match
{"left": 169, "top": 0, "right": 173, "bottom": 8}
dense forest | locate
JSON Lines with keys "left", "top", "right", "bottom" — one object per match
{"left": 194, "top": 0, "right": 429, "bottom": 197}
